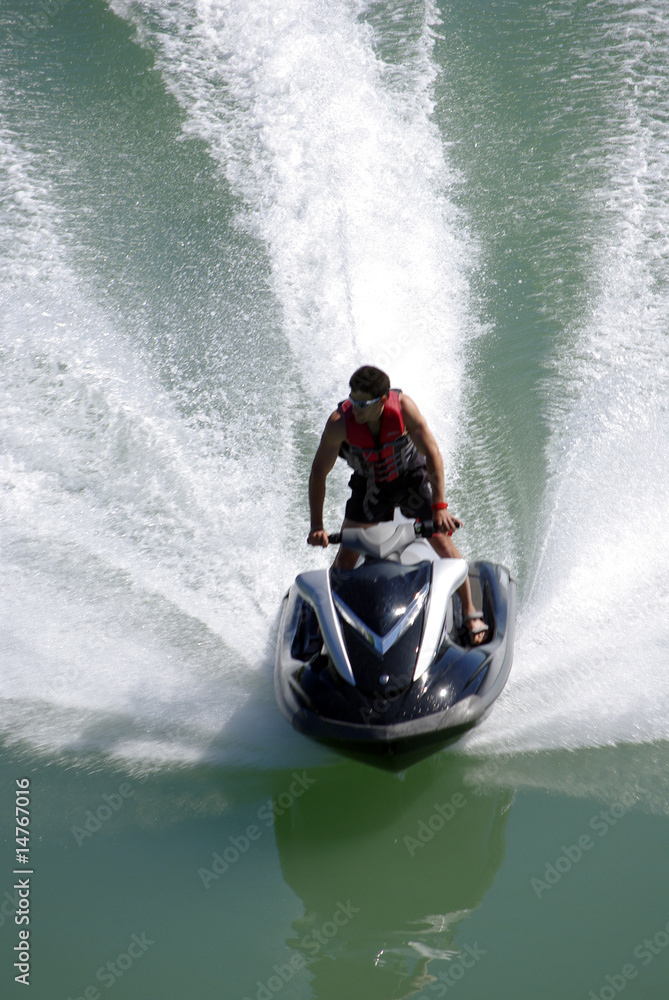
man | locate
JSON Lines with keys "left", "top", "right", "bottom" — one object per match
{"left": 307, "top": 365, "right": 488, "bottom": 645}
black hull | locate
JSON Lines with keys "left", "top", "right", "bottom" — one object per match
{"left": 282, "top": 704, "right": 479, "bottom": 770}
{"left": 275, "top": 560, "right": 515, "bottom": 768}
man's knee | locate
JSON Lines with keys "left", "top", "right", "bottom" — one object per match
{"left": 430, "top": 534, "right": 459, "bottom": 559}
{"left": 333, "top": 548, "right": 359, "bottom": 570}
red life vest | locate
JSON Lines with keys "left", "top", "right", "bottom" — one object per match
{"left": 338, "top": 390, "right": 420, "bottom": 483}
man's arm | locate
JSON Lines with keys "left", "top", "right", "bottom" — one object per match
{"left": 400, "top": 394, "right": 462, "bottom": 534}
{"left": 307, "top": 410, "right": 347, "bottom": 545}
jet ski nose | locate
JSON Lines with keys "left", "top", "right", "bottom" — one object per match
{"left": 330, "top": 561, "right": 431, "bottom": 696}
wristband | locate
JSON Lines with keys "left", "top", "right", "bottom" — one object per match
{"left": 431, "top": 502, "right": 448, "bottom": 511}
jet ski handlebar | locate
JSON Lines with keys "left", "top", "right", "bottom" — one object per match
{"left": 326, "top": 520, "right": 435, "bottom": 547}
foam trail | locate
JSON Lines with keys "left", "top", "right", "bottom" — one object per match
{"left": 467, "top": 0, "right": 669, "bottom": 754}
{"left": 0, "top": 121, "right": 313, "bottom": 767}
{"left": 110, "top": 0, "right": 472, "bottom": 443}
{"left": 2, "top": 1, "right": 472, "bottom": 768}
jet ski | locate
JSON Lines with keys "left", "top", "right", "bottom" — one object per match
{"left": 274, "top": 521, "right": 515, "bottom": 766}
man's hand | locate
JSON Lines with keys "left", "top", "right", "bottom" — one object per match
{"left": 432, "top": 508, "right": 462, "bottom": 536}
{"left": 308, "top": 411, "right": 347, "bottom": 546}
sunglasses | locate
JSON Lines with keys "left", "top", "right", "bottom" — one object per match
{"left": 348, "top": 394, "right": 382, "bottom": 409}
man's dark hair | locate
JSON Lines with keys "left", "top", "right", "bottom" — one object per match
{"left": 349, "top": 365, "right": 390, "bottom": 398}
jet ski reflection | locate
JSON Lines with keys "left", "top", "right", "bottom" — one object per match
{"left": 273, "top": 754, "right": 511, "bottom": 998}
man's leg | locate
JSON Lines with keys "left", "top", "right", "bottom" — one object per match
{"left": 396, "top": 467, "right": 488, "bottom": 646}
{"left": 429, "top": 532, "right": 488, "bottom": 645}
{"left": 332, "top": 518, "right": 378, "bottom": 569}
{"left": 336, "top": 474, "right": 389, "bottom": 569}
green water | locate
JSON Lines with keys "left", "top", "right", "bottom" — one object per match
{"left": 3, "top": 744, "right": 669, "bottom": 999}
{"left": 2, "top": 0, "right": 669, "bottom": 997}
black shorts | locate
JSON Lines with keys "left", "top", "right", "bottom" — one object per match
{"left": 344, "top": 466, "right": 433, "bottom": 524}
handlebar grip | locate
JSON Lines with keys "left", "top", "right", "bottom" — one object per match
{"left": 415, "top": 519, "right": 434, "bottom": 538}
{"left": 326, "top": 524, "right": 431, "bottom": 546}
{"left": 314, "top": 521, "right": 438, "bottom": 547}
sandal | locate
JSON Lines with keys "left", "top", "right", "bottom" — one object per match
{"left": 462, "top": 612, "right": 489, "bottom": 645}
